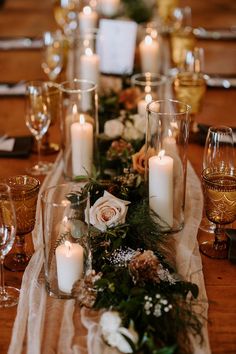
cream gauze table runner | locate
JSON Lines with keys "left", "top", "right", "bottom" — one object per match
{"left": 9, "top": 36, "right": 211, "bottom": 354}
{"left": 8, "top": 153, "right": 211, "bottom": 354}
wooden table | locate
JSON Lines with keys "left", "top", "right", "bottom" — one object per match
{"left": 0, "top": 0, "right": 236, "bottom": 353}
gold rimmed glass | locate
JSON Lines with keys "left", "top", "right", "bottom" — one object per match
{"left": 4, "top": 176, "right": 40, "bottom": 271}
{"left": 0, "top": 183, "right": 20, "bottom": 307}
{"left": 201, "top": 167, "right": 236, "bottom": 259}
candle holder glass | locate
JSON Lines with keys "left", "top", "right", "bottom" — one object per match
{"left": 131, "top": 72, "right": 167, "bottom": 117}
{"left": 145, "top": 99, "right": 191, "bottom": 232}
{"left": 41, "top": 183, "right": 91, "bottom": 299}
{"left": 59, "top": 79, "right": 98, "bottom": 180}
{"left": 71, "top": 31, "right": 100, "bottom": 86}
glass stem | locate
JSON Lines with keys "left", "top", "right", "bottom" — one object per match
{"left": 214, "top": 224, "right": 228, "bottom": 246}
{"left": 37, "top": 137, "right": 42, "bottom": 166}
{"left": 0, "top": 256, "right": 6, "bottom": 296}
{"left": 15, "top": 234, "right": 26, "bottom": 260}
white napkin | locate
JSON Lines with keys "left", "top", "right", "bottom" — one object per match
{"left": 0, "top": 138, "right": 15, "bottom": 151}
{"left": 0, "top": 83, "right": 26, "bottom": 96}
{"left": 0, "top": 38, "right": 43, "bottom": 50}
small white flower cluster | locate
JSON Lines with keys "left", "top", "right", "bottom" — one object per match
{"left": 104, "top": 113, "right": 146, "bottom": 141}
{"left": 109, "top": 247, "right": 137, "bottom": 267}
{"left": 144, "top": 294, "right": 173, "bottom": 317}
{"left": 157, "top": 264, "right": 177, "bottom": 285}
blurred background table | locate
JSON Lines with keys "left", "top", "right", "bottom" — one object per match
{"left": 0, "top": 0, "right": 235, "bottom": 353}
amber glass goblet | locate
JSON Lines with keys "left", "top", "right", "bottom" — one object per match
{"left": 0, "top": 183, "right": 19, "bottom": 307}
{"left": 4, "top": 176, "right": 40, "bottom": 271}
{"left": 201, "top": 167, "right": 236, "bottom": 259}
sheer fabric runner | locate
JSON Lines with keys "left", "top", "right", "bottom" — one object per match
{"left": 9, "top": 39, "right": 211, "bottom": 354}
{"left": 8, "top": 153, "right": 211, "bottom": 354}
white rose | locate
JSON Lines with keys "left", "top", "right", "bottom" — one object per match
{"left": 104, "top": 119, "right": 124, "bottom": 138}
{"left": 123, "top": 120, "right": 144, "bottom": 141}
{"left": 89, "top": 191, "right": 130, "bottom": 232}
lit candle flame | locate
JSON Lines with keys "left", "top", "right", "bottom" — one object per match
{"left": 85, "top": 47, "right": 93, "bottom": 56}
{"left": 145, "top": 35, "right": 153, "bottom": 45}
{"left": 158, "top": 149, "right": 165, "bottom": 159}
{"left": 83, "top": 6, "right": 92, "bottom": 15}
{"left": 65, "top": 240, "right": 72, "bottom": 257}
{"left": 145, "top": 93, "right": 152, "bottom": 104}
{"left": 79, "top": 114, "right": 85, "bottom": 124}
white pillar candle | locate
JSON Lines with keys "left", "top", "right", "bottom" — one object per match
{"left": 56, "top": 241, "right": 84, "bottom": 293}
{"left": 80, "top": 47, "right": 100, "bottom": 85}
{"left": 139, "top": 35, "right": 160, "bottom": 73}
{"left": 99, "top": 0, "right": 120, "bottom": 17}
{"left": 149, "top": 150, "right": 174, "bottom": 227}
{"left": 70, "top": 106, "right": 93, "bottom": 177}
{"left": 79, "top": 6, "right": 98, "bottom": 35}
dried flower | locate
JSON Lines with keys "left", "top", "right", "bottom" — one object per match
{"left": 129, "top": 250, "right": 161, "bottom": 284}
{"left": 72, "top": 270, "right": 101, "bottom": 308}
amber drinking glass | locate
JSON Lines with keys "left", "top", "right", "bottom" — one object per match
{"left": 201, "top": 167, "right": 236, "bottom": 259}
{"left": 4, "top": 176, "right": 40, "bottom": 271}
{"left": 0, "top": 183, "right": 19, "bottom": 307}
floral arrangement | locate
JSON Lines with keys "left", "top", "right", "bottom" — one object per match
{"left": 71, "top": 85, "right": 204, "bottom": 354}
{"left": 72, "top": 176, "right": 204, "bottom": 354}
{"left": 98, "top": 87, "right": 148, "bottom": 178}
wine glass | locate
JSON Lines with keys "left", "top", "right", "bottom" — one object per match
{"left": 0, "top": 183, "right": 19, "bottom": 307}
{"left": 25, "top": 81, "right": 53, "bottom": 175}
{"left": 53, "top": 0, "right": 82, "bottom": 35}
{"left": 173, "top": 47, "right": 206, "bottom": 133}
{"left": 173, "top": 71, "right": 206, "bottom": 133}
{"left": 42, "top": 31, "right": 64, "bottom": 82}
{"left": 4, "top": 176, "right": 40, "bottom": 271}
{"left": 200, "top": 126, "right": 236, "bottom": 259}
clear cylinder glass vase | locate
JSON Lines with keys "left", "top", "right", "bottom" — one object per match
{"left": 59, "top": 78, "right": 99, "bottom": 180}
{"left": 145, "top": 99, "right": 191, "bottom": 232}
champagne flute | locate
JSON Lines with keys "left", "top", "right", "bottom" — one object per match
{"left": 25, "top": 81, "right": 53, "bottom": 175}
{"left": 200, "top": 126, "right": 235, "bottom": 259}
{"left": 0, "top": 183, "right": 19, "bottom": 307}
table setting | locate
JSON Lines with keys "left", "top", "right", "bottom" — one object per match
{"left": 0, "top": 0, "right": 236, "bottom": 354}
